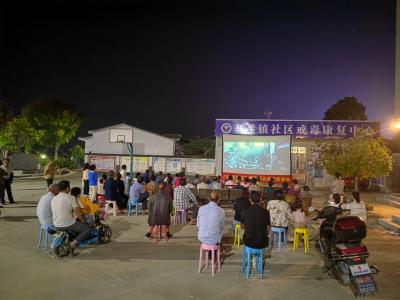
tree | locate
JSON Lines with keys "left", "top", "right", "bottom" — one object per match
{"left": 0, "top": 116, "right": 38, "bottom": 157}
{"left": 22, "top": 98, "right": 83, "bottom": 160}
{"left": 0, "top": 99, "right": 13, "bottom": 125}
{"left": 318, "top": 129, "right": 392, "bottom": 190}
{"left": 324, "top": 97, "right": 367, "bottom": 120}
{"left": 69, "top": 144, "right": 85, "bottom": 167}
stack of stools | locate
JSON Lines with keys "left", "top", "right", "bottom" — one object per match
{"left": 37, "top": 224, "right": 52, "bottom": 251}
{"left": 293, "top": 228, "right": 309, "bottom": 253}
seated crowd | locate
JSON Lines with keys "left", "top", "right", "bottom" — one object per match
{"left": 37, "top": 167, "right": 367, "bottom": 261}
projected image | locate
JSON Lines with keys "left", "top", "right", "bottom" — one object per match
{"left": 223, "top": 135, "right": 291, "bottom": 175}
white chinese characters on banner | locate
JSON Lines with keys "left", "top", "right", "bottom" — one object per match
{"left": 120, "top": 157, "right": 149, "bottom": 173}
{"left": 186, "top": 159, "right": 216, "bottom": 175}
{"left": 89, "top": 156, "right": 115, "bottom": 171}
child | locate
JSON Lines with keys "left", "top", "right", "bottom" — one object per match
{"left": 301, "top": 186, "right": 313, "bottom": 215}
{"left": 292, "top": 204, "right": 306, "bottom": 228}
{"left": 88, "top": 164, "right": 98, "bottom": 202}
{"left": 97, "top": 174, "right": 107, "bottom": 203}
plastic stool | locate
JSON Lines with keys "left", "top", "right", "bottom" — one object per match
{"left": 128, "top": 199, "right": 141, "bottom": 216}
{"left": 150, "top": 225, "right": 169, "bottom": 242}
{"left": 174, "top": 209, "right": 187, "bottom": 224}
{"left": 198, "top": 244, "right": 221, "bottom": 276}
{"left": 37, "top": 224, "right": 52, "bottom": 250}
{"left": 293, "top": 228, "right": 309, "bottom": 253}
{"left": 269, "top": 227, "right": 287, "bottom": 251}
{"left": 105, "top": 200, "right": 117, "bottom": 216}
{"left": 234, "top": 224, "right": 241, "bottom": 248}
{"left": 241, "top": 246, "right": 264, "bottom": 279}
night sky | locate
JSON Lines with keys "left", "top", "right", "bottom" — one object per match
{"left": 0, "top": 0, "right": 395, "bottom": 138}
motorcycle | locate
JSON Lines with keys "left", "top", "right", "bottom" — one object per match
{"left": 309, "top": 206, "right": 379, "bottom": 297}
{"left": 50, "top": 213, "right": 112, "bottom": 258}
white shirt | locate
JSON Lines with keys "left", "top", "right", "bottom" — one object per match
{"left": 51, "top": 192, "right": 79, "bottom": 228}
{"left": 197, "top": 202, "right": 225, "bottom": 245}
{"left": 197, "top": 182, "right": 210, "bottom": 190}
{"left": 331, "top": 179, "right": 345, "bottom": 194}
{"left": 120, "top": 169, "right": 127, "bottom": 181}
{"left": 343, "top": 201, "right": 367, "bottom": 221}
{"left": 37, "top": 192, "right": 55, "bottom": 226}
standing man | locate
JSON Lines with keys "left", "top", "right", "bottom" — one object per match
{"left": 173, "top": 178, "right": 199, "bottom": 224}
{"left": 1, "top": 158, "right": 15, "bottom": 204}
{"left": 241, "top": 191, "right": 271, "bottom": 250}
{"left": 197, "top": 192, "right": 225, "bottom": 245}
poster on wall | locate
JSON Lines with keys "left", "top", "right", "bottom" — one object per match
{"left": 166, "top": 158, "right": 183, "bottom": 173}
{"left": 153, "top": 157, "right": 167, "bottom": 173}
{"left": 89, "top": 155, "right": 116, "bottom": 171}
{"left": 186, "top": 159, "right": 215, "bottom": 175}
{"left": 120, "top": 156, "right": 149, "bottom": 173}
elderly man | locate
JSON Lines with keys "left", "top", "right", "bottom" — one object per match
{"left": 197, "top": 192, "right": 225, "bottom": 245}
{"left": 197, "top": 176, "right": 210, "bottom": 191}
{"left": 173, "top": 177, "right": 199, "bottom": 224}
{"left": 37, "top": 183, "right": 59, "bottom": 226}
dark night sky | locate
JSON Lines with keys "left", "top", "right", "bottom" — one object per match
{"left": 0, "top": 0, "right": 396, "bottom": 138}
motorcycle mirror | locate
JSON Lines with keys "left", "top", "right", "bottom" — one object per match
{"left": 308, "top": 206, "right": 316, "bottom": 213}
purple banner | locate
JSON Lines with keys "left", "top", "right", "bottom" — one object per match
{"left": 215, "top": 119, "right": 380, "bottom": 139}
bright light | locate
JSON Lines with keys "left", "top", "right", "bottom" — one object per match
{"left": 395, "top": 120, "right": 400, "bottom": 129}
{"left": 40, "top": 154, "right": 47, "bottom": 159}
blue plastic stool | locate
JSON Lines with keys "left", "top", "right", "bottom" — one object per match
{"left": 128, "top": 198, "right": 141, "bottom": 216}
{"left": 269, "top": 227, "right": 287, "bottom": 251}
{"left": 241, "top": 246, "right": 264, "bottom": 279}
{"left": 37, "top": 224, "right": 52, "bottom": 250}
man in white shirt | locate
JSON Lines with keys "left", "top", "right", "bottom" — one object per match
{"left": 51, "top": 180, "right": 91, "bottom": 249}
{"left": 197, "top": 192, "right": 225, "bottom": 245}
{"left": 224, "top": 175, "right": 236, "bottom": 189}
{"left": 37, "top": 184, "right": 59, "bottom": 226}
{"left": 331, "top": 172, "right": 345, "bottom": 201}
{"left": 197, "top": 177, "right": 210, "bottom": 191}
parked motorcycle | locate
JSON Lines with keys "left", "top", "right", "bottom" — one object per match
{"left": 309, "top": 206, "right": 378, "bottom": 297}
{"left": 50, "top": 213, "right": 112, "bottom": 258}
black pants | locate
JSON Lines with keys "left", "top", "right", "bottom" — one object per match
{"left": 191, "top": 204, "right": 200, "bottom": 219}
{"left": 83, "top": 180, "right": 89, "bottom": 195}
{"left": 4, "top": 179, "right": 14, "bottom": 203}
{"left": 46, "top": 178, "right": 54, "bottom": 188}
{"left": 0, "top": 183, "right": 5, "bottom": 204}
{"left": 58, "top": 221, "right": 91, "bottom": 243}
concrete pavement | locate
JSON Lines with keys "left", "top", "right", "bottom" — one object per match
{"left": 0, "top": 174, "right": 399, "bottom": 300}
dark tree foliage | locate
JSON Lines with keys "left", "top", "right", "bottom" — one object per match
{"left": 324, "top": 97, "right": 367, "bottom": 120}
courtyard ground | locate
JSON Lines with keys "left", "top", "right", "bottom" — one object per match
{"left": 0, "top": 173, "right": 399, "bottom": 300}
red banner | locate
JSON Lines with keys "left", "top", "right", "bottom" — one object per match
{"left": 221, "top": 172, "right": 292, "bottom": 184}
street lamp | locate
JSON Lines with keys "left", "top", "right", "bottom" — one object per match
{"left": 40, "top": 154, "right": 47, "bottom": 159}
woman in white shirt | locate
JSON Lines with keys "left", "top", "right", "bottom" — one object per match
{"left": 343, "top": 191, "right": 367, "bottom": 222}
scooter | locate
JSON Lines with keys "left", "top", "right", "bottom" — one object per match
{"left": 50, "top": 213, "right": 112, "bottom": 257}
{"left": 309, "top": 206, "right": 379, "bottom": 297}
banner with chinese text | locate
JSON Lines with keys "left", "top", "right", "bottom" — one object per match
{"left": 215, "top": 119, "right": 380, "bottom": 138}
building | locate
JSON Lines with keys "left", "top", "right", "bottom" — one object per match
{"left": 79, "top": 123, "right": 177, "bottom": 157}
{"left": 215, "top": 119, "right": 380, "bottom": 188}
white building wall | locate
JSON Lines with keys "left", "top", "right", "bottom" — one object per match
{"left": 82, "top": 125, "right": 174, "bottom": 156}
